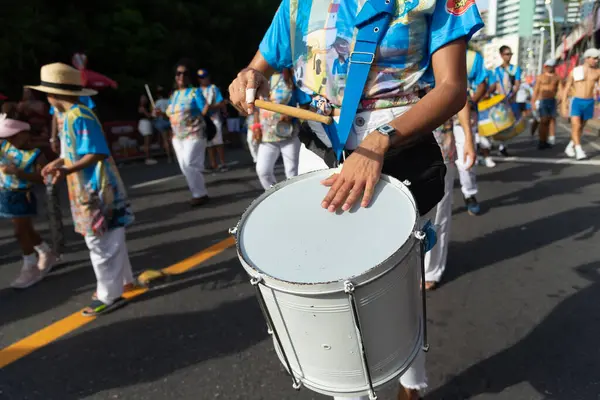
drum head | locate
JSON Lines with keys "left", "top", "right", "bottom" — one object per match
{"left": 238, "top": 169, "right": 417, "bottom": 285}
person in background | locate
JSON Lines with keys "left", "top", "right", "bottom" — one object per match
{"left": 49, "top": 95, "right": 95, "bottom": 155}
{"left": 450, "top": 48, "right": 488, "bottom": 217}
{"left": 532, "top": 59, "right": 560, "bottom": 149}
{"left": 198, "top": 69, "right": 228, "bottom": 172}
{"left": 32, "top": 62, "right": 136, "bottom": 317}
{"left": 0, "top": 102, "right": 59, "bottom": 289}
{"left": 253, "top": 69, "right": 310, "bottom": 190}
{"left": 152, "top": 86, "right": 173, "bottom": 163}
{"left": 475, "top": 68, "right": 496, "bottom": 168}
{"left": 561, "top": 48, "right": 600, "bottom": 160}
{"left": 138, "top": 94, "right": 158, "bottom": 165}
{"left": 18, "top": 88, "right": 50, "bottom": 139}
{"left": 515, "top": 81, "right": 533, "bottom": 118}
{"left": 166, "top": 60, "right": 210, "bottom": 207}
{"left": 489, "top": 45, "right": 522, "bottom": 157}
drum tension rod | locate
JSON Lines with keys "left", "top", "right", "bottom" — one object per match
{"left": 344, "top": 281, "right": 378, "bottom": 400}
{"left": 414, "top": 231, "right": 430, "bottom": 353}
{"left": 250, "top": 276, "right": 302, "bottom": 390}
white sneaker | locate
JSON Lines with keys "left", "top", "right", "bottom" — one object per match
{"left": 37, "top": 251, "right": 58, "bottom": 277}
{"left": 548, "top": 136, "right": 556, "bottom": 145}
{"left": 565, "top": 142, "right": 575, "bottom": 158}
{"left": 11, "top": 264, "right": 43, "bottom": 289}
{"left": 575, "top": 146, "right": 587, "bottom": 160}
{"left": 484, "top": 157, "right": 496, "bottom": 168}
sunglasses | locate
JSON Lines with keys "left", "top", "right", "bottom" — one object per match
{"left": 502, "top": 53, "right": 513, "bottom": 56}
{"left": 176, "top": 71, "right": 187, "bottom": 76}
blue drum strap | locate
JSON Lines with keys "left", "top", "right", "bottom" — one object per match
{"left": 323, "top": 0, "right": 394, "bottom": 161}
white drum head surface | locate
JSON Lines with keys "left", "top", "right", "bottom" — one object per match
{"left": 239, "top": 170, "right": 417, "bottom": 284}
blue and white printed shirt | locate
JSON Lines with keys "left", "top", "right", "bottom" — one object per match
{"left": 259, "top": 0, "right": 483, "bottom": 110}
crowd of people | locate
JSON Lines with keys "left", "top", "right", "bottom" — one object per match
{"left": 1, "top": 0, "right": 600, "bottom": 398}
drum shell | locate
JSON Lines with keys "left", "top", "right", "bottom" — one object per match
{"left": 237, "top": 241, "right": 423, "bottom": 397}
{"left": 490, "top": 117, "right": 526, "bottom": 142}
{"left": 477, "top": 95, "right": 516, "bottom": 137}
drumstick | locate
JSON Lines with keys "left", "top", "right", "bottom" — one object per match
{"left": 254, "top": 99, "right": 333, "bottom": 125}
{"left": 144, "top": 84, "right": 156, "bottom": 109}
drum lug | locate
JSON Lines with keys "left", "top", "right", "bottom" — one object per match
{"left": 228, "top": 225, "right": 239, "bottom": 237}
{"left": 250, "top": 275, "right": 302, "bottom": 391}
{"left": 402, "top": 179, "right": 411, "bottom": 187}
{"left": 344, "top": 280, "right": 378, "bottom": 400}
{"left": 413, "top": 232, "right": 431, "bottom": 353}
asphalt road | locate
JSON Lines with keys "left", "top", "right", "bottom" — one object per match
{"left": 2, "top": 124, "right": 600, "bottom": 400}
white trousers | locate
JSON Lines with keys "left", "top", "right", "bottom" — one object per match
{"left": 172, "top": 137, "right": 208, "bottom": 198}
{"left": 85, "top": 227, "right": 134, "bottom": 305}
{"left": 246, "top": 129, "right": 259, "bottom": 163}
{"left": 424, "top": 166, "right": 455, "bottom": 283}
{"left": 256, "top": 137, "right": 301, "bottom": 190}
{"left": 452, "top": 123, "right": 478, "bottom": 198}
{"left": 295, "top": 107, "right": 429, "bottom": 396}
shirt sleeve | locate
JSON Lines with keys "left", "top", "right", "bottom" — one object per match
{"left": 192, "top": 88, "right": 207, "bottom": 115}
{"left": 293, "top": 88, "right": 312, "bottom": 106}
{"left": 429, "top": 0, "right": 484, "bottom": 56}
{"left": 73, "top": 115, "right": 110, "bottom": 157}
{"left": 515, "top": 66, "right": 522, "bottom": 82}
{"left": 213, "top": 86, "right": 224, "bottom": 103}
{"left": 258, "top": 0, "right": 293, "bottom": 70}
{"left": 488, "top": 68, "right": 497, "bottom": 85}
{"left": 471, "top": 52, "right": 487, "bottom": 87}
{"left": 83, "top": 96, "right": 96, "bottom": 110}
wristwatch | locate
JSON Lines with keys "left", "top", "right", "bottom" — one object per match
{"left": 375, "top": 123, "right": 397, "bottom": 139}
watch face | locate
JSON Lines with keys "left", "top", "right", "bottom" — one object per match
{"left": 379, "top": 124, "right": 395, "bottom": 135}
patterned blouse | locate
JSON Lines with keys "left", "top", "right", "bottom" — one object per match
{"left": 258, "top": 74, "right": 311, "bottom": 143}
{"left": 62, "top": 104, "right": 134, "bottom": 236}
{"left": 433, "top": 119, "right": 456, "bottom": 165}
{"left": 0, "top": 140, "right": 41, "bottom": 190}
{"left": 166, "top": 88, "right": 208, "bottom": 140}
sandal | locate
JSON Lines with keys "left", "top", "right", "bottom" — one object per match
{"left": 91, "top": 282, "right": 140, "bottom": 300}
{"left": 81, "top": 297, "right": 127, "bottom": 317}
{"left": 425, "top": 281, "right": 437, "bottom": 291}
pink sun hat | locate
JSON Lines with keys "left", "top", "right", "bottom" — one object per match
{"left": 0, "top": 113, "right": 30, "bottom": 138}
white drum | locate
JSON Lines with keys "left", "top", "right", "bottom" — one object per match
{"left": 230, "top": 169, "right": 429, "bottom": 399}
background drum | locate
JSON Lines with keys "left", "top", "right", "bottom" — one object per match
{"left": 230, "top": 169, "right": 429, "bottom": 399}
{"left": 477, "top": 94, "right": 526, "bottom": 142}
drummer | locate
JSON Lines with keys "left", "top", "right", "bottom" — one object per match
{"left": 426, "top": 47, "right": 488, "bottom": 290}
{"left": 561, "top": 48, "right": 600, "bottom": 161}
{"left": 489, "top": 45, "right": 522, "bottom": 157}
{"left": 253, "top": 69, "right": 311, "bottom": 190}
{"left": 453, "top": 48, "right": 489, "bottom": 218}
{"left": 229, "top": 1, "right": 484, "bottom": 399}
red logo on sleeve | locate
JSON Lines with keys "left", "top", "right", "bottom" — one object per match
{"left": 446, "top": 0, "right": 476, "bottom": 16}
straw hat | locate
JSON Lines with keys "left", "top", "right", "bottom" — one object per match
{"left": 26, "top": 63, "right": 97, "bottom": 96}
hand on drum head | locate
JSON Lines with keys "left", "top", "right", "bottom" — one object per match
{"left": 321, "top": 133, "right": 387, "bottom": 212}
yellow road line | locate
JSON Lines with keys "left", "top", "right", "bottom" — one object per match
{"left": 0, "top": 237, "right": 236, "bottom": 369}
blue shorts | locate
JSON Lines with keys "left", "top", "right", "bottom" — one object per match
{"left": 570, "top": 97, "right": 595, "bottom": 121}
{"left": 153, "top": 119, "right": 171, "bottom": 134}
{"left": 539, "top": 98, "right": 557, "bottom": 118}
{"left": 0, "top": 190, "right": 37, "bottom": 218}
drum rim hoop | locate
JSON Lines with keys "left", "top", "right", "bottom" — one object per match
{"left": 234, "top": 169, "right": 420, "bottom": 294}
